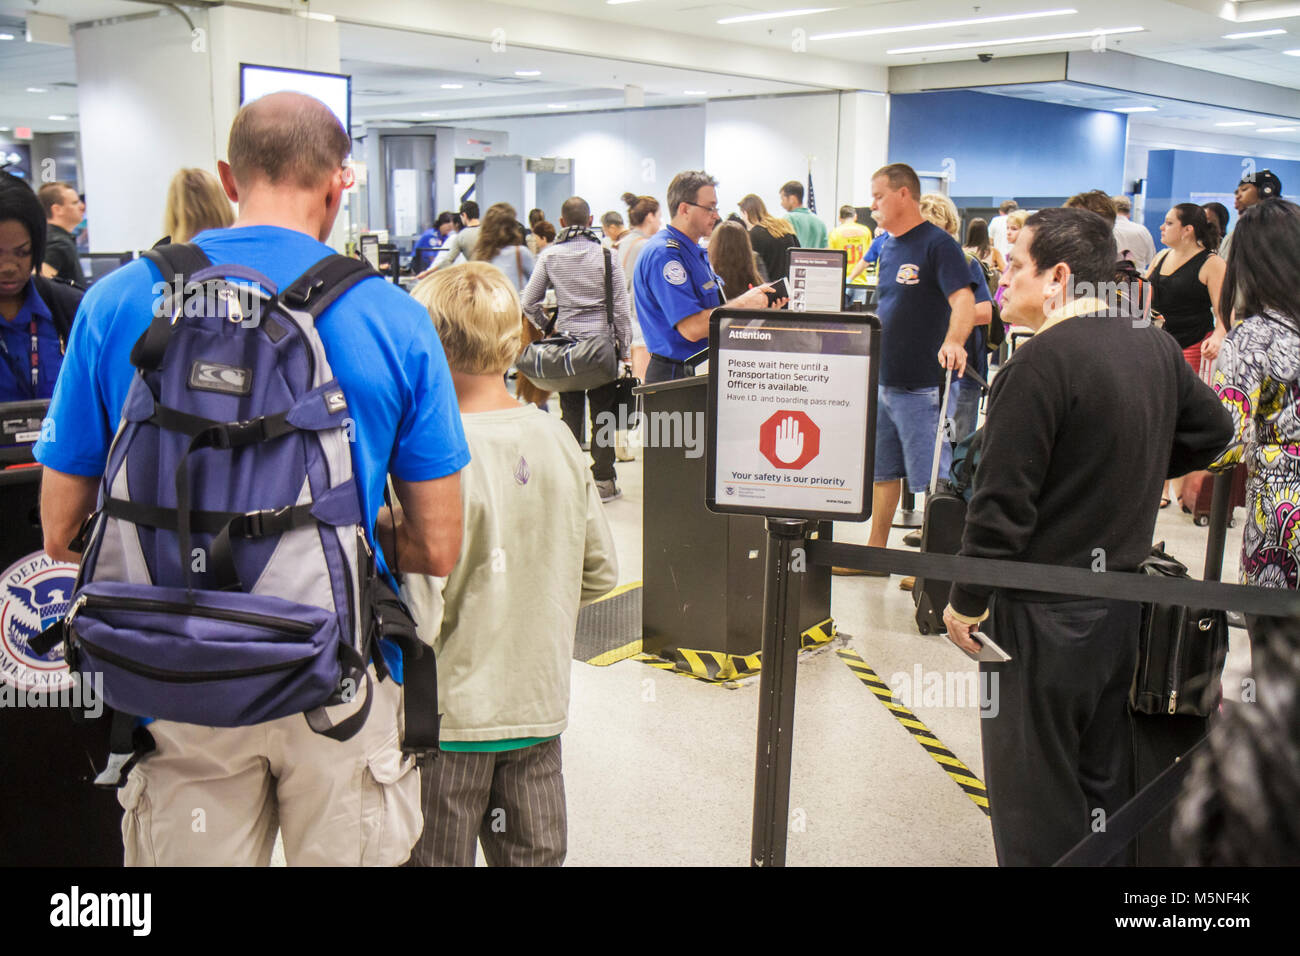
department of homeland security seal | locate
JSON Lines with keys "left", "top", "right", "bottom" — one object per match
{"left": 0, "top": 551, "right": 79, "bottom": 693}
{"left": 663, "top": 260, "right": 688, "bottom": 285}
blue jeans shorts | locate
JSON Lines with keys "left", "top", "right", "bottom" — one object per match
{"left": 874, "top": 382, "right": 955, "bottom": 494}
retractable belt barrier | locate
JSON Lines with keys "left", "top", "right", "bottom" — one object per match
{"left": 809, "top": 538, "right": 1292, "bottom": 868}
{"left": 806, "top": 541, "right": 1300, "bottom": 619}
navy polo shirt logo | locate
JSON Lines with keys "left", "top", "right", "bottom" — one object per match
{"left": 896, "top": 263, "right": 920, "bottom": 285}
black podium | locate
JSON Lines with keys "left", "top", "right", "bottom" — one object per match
{"left": 635, "top": 375, "right": 832, "bottom": 657}
{"left": 0, "top": 465, "right": 123, "bottom": 866}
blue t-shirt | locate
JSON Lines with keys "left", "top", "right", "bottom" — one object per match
{"left": 35, "top": 224, "right": 470, "bottom": 588}
{"left": 875, "top": 221, "right": 976, "bottom": 389}
{"left": 964, "top": 256, "right": 991, "bottom": 381}
{"left": 633, "top": 225, "right": 724, "bottom": 362}
{"left": 0, "top": 280, "right": 64, "bottom": 402}
{"left": 864, "top": 231, "right": 890, "bottom": 265}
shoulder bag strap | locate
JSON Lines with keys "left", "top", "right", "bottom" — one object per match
{"left": 603, "top": 246, "right": 614, "bottom": 333}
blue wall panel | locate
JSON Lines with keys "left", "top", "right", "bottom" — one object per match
{"left": 887, "top": 91, "right": 1127, "bottom": 201}
{"left": 1143, "top": 149, "right": 1300, "bottom": 235}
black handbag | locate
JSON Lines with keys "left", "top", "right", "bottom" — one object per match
{"left": 611, "top": 367, "right": 641, "bottom": 429}
{"left": 1130, "top": 544, "right": 1229, "bottom": 717}
{"left": 517, "top": 246, "right": 619, "bottom": 393}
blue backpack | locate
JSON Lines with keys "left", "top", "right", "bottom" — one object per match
{"left": 36, "top": 243, "right": 434, "bottom": 762}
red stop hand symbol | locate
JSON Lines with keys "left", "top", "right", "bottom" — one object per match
{"left": 759, "top": 410, "right": 820, "bottom": 470}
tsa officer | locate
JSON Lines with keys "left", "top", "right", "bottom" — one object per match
{"left": 634, "top": 170, "right": 786, "bottom": 383}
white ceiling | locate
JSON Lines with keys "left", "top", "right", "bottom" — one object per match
{"left": 1, "top": 0, "right": 1299, "bottom": 137}
{"left": 979, "top": 80, "right": 1300, "bottom": 147}
{"left": 340, "top": 22, "right": 827, "bottom": 125}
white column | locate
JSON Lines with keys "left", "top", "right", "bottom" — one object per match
{"left": 74, "top": 8, "right": 340, "bottom": 255}
{"left": 835, "top": 92, "right": 889, "bottom": 209}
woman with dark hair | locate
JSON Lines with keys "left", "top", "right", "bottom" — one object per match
{"left": 1173, "top": 617, "right": 1300, "bottom": 865}
{"left": 1200, "top": 202, "right": 1230, "bottom": 252}
{"left": 0, "top": 171, "right": 82, "bottom": 402}
{"left": 618, "top": 192, "right": 661, "bottom": 383}
{"left": 1148, "top": 202, "right": 1225, "bottom": 507}
{"left": 1208, "top": 200, "right": 1300, "bottom": 634}
{"left": 473, "top": 201, "right": 534, "bottom": 291}
{"left": 707, "top": 220, "right": 763, "bottom": 300}
{"left": 963, "top": 217, "right": 1005, "bottom": 273}
{"left": 1148, "top": 203, "right": 1225, "bottom": 366}
{"left": 413, "top": 210, "right": 458, "bottom": 273}
{"left": 532, "top": 220, "right": 556, "bottom": 249}
{"left": 526, "top": 208, "right": 546, "bottom": 254}
{"left": 738, "top": 193, "right": 798, "bottom": 282}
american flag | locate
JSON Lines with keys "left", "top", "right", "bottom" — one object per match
{"left": 806, "top": 170, "right": 817, "bottom": 214}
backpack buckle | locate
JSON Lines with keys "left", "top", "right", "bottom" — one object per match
{"left": 241, "top": 505, "right": 291, "bottom": 538}
{"left": 283, "top": 279, "right": 324, "bottom": 309}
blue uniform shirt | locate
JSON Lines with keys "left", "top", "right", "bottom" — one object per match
{"left": 35, "top": 225, "right": 471, "bottom": 676}
{"left": 633, "top": 225, "right": 724, "bottom": 361}
{"left": 0, "top": 279, "right": 64, "bottom": 402}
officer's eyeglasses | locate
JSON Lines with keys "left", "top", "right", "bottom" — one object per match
{"left": 684, "top": 201, "right": 720, "bottom": 216}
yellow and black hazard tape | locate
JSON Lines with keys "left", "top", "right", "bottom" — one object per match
{"left": 634, "top": 618, "right": 837, "bottom": 684}
{"left": 836, "top": 648, "right": 989, "bottom": 816}
{"left": 581, "top": 581, "right": 645, "bottom": 666}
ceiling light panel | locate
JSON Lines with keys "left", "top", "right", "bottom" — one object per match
{"left": 718, "top": 8, "right": 837, "bottom": 25}
{"left": 811, "top": 8, "right": 1076, "bottom": 42}
{"left": 888, "top": 26, "right": 1143, "bottom": 55}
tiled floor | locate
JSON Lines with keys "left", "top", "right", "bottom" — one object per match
{"left": 559, "top": 453, "right": 1248, "bottom": 867}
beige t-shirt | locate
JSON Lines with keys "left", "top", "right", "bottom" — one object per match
{"left": 401, "top": 404, "right": 618, "bottom": 741}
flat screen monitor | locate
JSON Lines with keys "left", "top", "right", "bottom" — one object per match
{"left": 239, "top": 64, "right": 351, "bottom": 133}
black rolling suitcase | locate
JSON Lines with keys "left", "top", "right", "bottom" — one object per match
{"left": 914, "top": 369, "right": 967, "bottom": 635}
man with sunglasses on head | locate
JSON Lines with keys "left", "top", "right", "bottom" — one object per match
{"left": 634, "top": 170, "right": 786, "bottom": 384}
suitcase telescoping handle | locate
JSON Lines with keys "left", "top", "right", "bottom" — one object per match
{"left": 929, "top": 367, "right": 954, "bottom": 496}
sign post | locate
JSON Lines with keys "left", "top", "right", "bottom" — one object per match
{"left": 706, "top": 309, "right": 879, "bottom": 866}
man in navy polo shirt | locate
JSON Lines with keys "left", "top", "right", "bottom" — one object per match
{"left": 851, "top": 163, "right": 975, "bottom": 574}
{"left": 634, "top": 170, "right": 785, "bottom": 384}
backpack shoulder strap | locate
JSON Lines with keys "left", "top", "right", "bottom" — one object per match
{"left": 603, "top": 246, "right": 615, "bottom": 331}
{"left": 141, "top": 242, "right": 212, "bottom": 288}
{"left": 131, "top": 243, "right": 213, "bottom": 370}
{"left": 281, "top": 254, "right": 380, "bottom": 318}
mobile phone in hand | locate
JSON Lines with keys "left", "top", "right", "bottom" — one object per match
{"left": 764, "top": 276, "right": 788, "bottom": 304}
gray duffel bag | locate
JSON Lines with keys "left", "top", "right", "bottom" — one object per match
{"left": 516, "top": 245, "right": 619, "bottom": 393}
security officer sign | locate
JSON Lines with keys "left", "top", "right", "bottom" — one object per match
{"left": 706, "top": 309, "right": 880, "bottom": 521}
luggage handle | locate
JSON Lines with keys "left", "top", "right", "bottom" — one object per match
{"left": 929, "top": 367, "right": 954, "bottom": 495}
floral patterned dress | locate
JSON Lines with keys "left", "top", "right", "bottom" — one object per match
{"left": 1211, "top": 313, "right": 1300, "bottom": 589}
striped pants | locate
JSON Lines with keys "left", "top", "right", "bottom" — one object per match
{"left": 409, "top": 738, "right": 566, "bottom": 867}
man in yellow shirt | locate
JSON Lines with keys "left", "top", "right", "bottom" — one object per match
{"left": 829, "top": 204, "right": 872, "bottom": 305}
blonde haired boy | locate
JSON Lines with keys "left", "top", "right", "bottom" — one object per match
{"left": 404, "top": 262, "right": 619, "bottom": 866}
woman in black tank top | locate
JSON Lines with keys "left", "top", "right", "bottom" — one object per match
{"left": 1147, "top": 203, "right": 1225, "bottom": 509}
{"left": 1147, "top": 203, "right": 1226, "bottom": 367}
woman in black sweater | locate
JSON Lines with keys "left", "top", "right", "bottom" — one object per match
{"left": 738, "top": 194, "right": 798, "bottom": 282}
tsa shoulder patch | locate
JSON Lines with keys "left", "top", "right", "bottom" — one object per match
{"left": 663, "top": 260, "right": 688, "bottom": 286}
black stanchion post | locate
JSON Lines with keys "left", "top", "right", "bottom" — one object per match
{"left": 751, "top": 516, "right": 806, "bottom": 867}
{"left": 1203, "top": 471, "right": 1232, "bottom": 582}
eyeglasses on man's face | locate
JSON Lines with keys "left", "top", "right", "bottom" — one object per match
{"left": 684, "top": 200, "right": 720, "bottom": 217}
